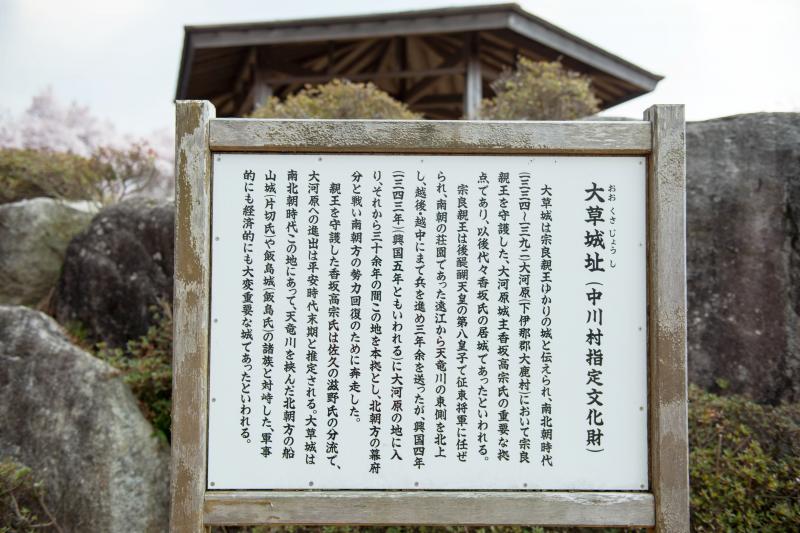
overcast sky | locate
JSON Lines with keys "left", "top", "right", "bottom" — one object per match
{"left": 1, "top": 0, "right": 798, "bottom": 135}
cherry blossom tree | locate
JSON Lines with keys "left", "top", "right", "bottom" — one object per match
{"left": 0, "top": 89, "right": 175, "bottom": 201}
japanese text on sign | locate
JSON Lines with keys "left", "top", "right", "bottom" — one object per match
{"left": 208, "top": 154, "right": 648, "bottom": 491}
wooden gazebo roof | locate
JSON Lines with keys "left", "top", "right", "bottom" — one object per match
{"left": 176, "top": 4, "right": 662, "bottom": 119}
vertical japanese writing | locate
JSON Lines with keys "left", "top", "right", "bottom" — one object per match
{"left": 496, "top": 171, "right": 511, "bottom": 462}
{"left": 540, "top": 183, "right": 554, "bottom": 467}
{"left": 476, "top": 172, "right": 490, "bottom": 459}
{"left": 584, "top": 181, "right": 606, "bottom": 453}
{"left": 327, "top": 181, "right": 342, "bottom": 466}
{"left": 282, "top": 169, "right": 299, "bottom": 459}
{"left": 413, "top": 171, "right": 427, "bottom": 469}
{"left": 369, "top": 170, "right": 384, "bottom": 473}
{"left": 517, "top": 172, "right": 532, "bottom": 464}
{"left": 390, "top": 171, "right": 405, "bottom": 461}
{"left": 455, "top": 183, "right": 469, "bottom": 462}
{"left": 260, "top": 170, "right": 277, "bottom": 458}
{"left": 348, "top": 172, "right": 363, "bottom": 420}
{"left": 434, "top": 171, "right": 448, "bottom": 458}
{"left": 240, "top": 169, "right": 255, "bottom": 444}
{"left": 305, "top": 171, "right": 320, "bottom": 465}
{"left": 212, "top": 154, "right": 648, "bottom": 490}
{"left": 608, "top": 184, "right": 617, "bottom": 267}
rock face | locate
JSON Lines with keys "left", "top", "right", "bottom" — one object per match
{"left": 687, "top": 113, "right": 800, "bottom": 404}
{"left": 0, "top": 305, "right": 169, "bottom": 532}
{"left": 53, "top": 198, "right": 174, "bottom": 347}
{"left": 0, "top": 198, "right": 95, "bottom": 306}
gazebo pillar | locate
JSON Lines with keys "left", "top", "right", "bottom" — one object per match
{"left": 251, "top": 69, "right": 272, "bottom": 112}
{"left": 463, "top": 33, "right": 482, "bottom": 120}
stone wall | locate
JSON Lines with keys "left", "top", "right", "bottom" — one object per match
{"left": 686, "top": 112, "right": 800, "bottom": 403}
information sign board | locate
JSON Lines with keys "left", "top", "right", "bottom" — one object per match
{"left": 170, "top": 103, "right": 689, "bottom": 532}
{"left": 208, "top": 153, "right": 648, "bottom": 491}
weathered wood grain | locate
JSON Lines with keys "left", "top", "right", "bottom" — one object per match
{"left": 170, "top": 100, "right": 215, "bottom": 533}
{"left": 209, "top": 118, "right": 652, "bottom": 154}
{"left": 204, "top": 491, "right": 655, "bottom": 527}
{"left": 644, "top": 105, "right": 690, "bottom": 532}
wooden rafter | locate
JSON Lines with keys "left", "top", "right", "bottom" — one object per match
{"left": 302, "top": 41, "right": 360, "bottom": 74}
{"left": 484, "top": 30, "right": 551, "bottom": 63}
{"left": 394, "top": 36, "right": 407, "bottom": 96}
{"left": 425, "top": 34, "right": 461, "bottom": 60}
{"left": 257, "top": 65, "right": 467, "bottom": 87}
{"left": 405, "top": 46, "right": 465, "bottom": 105}
{"left": 334, "top": 39, "right": 383, "bottom": 77}
{"left": 363, "top": 39, "right": 393, "bottom": 77}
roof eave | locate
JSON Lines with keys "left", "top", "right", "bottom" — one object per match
{"left": 506, "top": 11, "right": 662, "bottom": 92}
{"left": 175, "top": 3, "right": 662, "bottom": 103}
{"left": 183, "top": 3, "right": 521, "bottom": 34}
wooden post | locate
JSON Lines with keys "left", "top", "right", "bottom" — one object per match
{"left": 251, "top": 69, "right": 272, "bottom": 112}
{"left": 463, "top": 33, "right": 482, "bottom": 119}
{"left": 171, "top": 100, "right": 215, "bottom": 533}
{"left": 236, "top": 48, "right": 272, "bottom": 116}
{"left": 644, "top": 104, "right": 690, "bottom": 532}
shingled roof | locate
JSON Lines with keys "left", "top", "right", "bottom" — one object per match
{"left": 176, "top": 3, "right": 662, "bottom": 119}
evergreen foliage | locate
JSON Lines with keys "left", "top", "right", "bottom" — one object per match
{"left": 251, "top": 79, "right": 420, "bottom": 120}
{"left": 480, "top": 58, "right": 600, "bottom": 120}
{"left": 0, "top": 145, "right": 161, "bottom": 206}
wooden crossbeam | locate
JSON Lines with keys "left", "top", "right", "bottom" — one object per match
{"left": 258, "top": 65, "right": 466, "bottom": 87}
{"left": 481, "top": 44, "right": 515, "bottom": 74}
{"left": 363, "top": 39, "right": 393, "bottom": 77}
{"left": 425, "top": 34, "right": 461, "bottom": 61}
{"left": 333, "top": 39, "right": 382, "bottom": 78}
{"left": 292, "top": 41, "right": 357, "bottom": 72}
{"left": 405, "top": 47, "right": 465, "bottom": 105}
{"left": 262, "top": 51, "right": 324, "bottom": 79}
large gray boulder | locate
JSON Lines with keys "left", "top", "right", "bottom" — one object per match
{"left": 687, "top": 112, "right": 800, "bottom": 404}
{"left": 0, "top": 305, "right": 169, "bottom": 532}
{"left": 0, "top": 198, "right": 95, "bottom": 306}
{"left": 52, "top": 198, "right": 174, "bottom": 347}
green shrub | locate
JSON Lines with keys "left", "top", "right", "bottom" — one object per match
{"left": 0, "top": 145, "right": 161, "bottom": 206}
{"left": 93, "top": 303, "right": 173, "bottom": 443}
{"left": 480, "top": 58, "right": 600, "bottom": 120}
{"left": 0, "top": 458, "right": 61, "bottom": 533}
{"left": 251, "top": 79, "right": 420, "bottom": 120}
{"left": 0, "top": 147, "right": 107, "bottom": 205}
{"left": 688, "top": 385, "right": 800, "bottom": 531}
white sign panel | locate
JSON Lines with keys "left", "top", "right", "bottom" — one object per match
{"left": 208, "top": 153, "right": 648, "bottom": 490}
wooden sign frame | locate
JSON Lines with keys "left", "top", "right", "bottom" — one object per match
{"left": 170, "top": 101, "right": 689, "bottom": 532}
